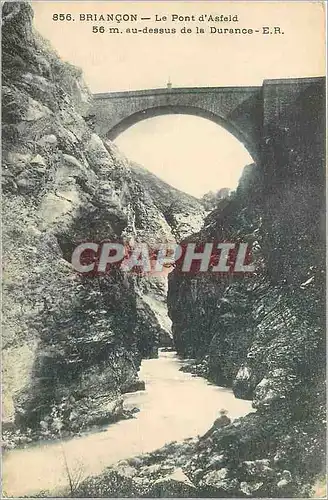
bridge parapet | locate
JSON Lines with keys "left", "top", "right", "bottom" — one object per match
{"left": 93, "top": 85, "right": 261, "bottom": 100}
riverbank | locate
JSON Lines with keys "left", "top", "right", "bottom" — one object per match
{"left": 3, "top": 350, "right": 253, "bottom": 497}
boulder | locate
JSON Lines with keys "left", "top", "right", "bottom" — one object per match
{"left": 205, "top": 453, "right": 226, "bottom": 469}
{"left": 233, "top": 364, "right": 256, "bottom": 399}
{"left": 240, "top": 480, "right": 264, "bottom": 496}
{"left": 121, "top": 379, "right": 146, "bottom": 393}
{"left": 202, "top": 467, "right": 229, "bottom": 484}
{"left": 200, "top": 469, "right": 238, "bottom": 495}
{"left": 37, "top": 134, "right": 57, "bottom": 146}
{"left": 113, "top": 464, "right": 137, "bottom": 479}
{"left": 30, "top": 154, "right": 47, "bottom": 172}
{"left": 147, "top": 468, "right": 196, "bottom": 497}
{"left": 241, "top": 459, "right": 274, "bottom": 479}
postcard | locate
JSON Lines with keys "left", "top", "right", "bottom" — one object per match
{"left": 1, "top": 1, "right": 326, "bottom": 498}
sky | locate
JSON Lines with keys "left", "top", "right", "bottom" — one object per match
{"left": 115, "top": 116, "right": 252, "bottom": 196}
{"left": 32, "top": 2, "right": 325, "bottom": 197}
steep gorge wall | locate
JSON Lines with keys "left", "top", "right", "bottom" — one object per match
{"left": 1, "top": 2, "right": 204, "bottom": 437}
{"left": 166, "top": 81, "right": 325, "bottom": 495}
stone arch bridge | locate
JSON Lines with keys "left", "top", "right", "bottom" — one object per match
{"left": 90, "top": 77, "right": 325, "bottom": 167}
{"left": 90, "top": 77, "right": 325, "bottom": 282}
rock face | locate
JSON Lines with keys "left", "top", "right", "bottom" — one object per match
{"left": 127, "top": 162, "right": 207, "bottom": 352}
{"left": 168, "top": 163, "right": 264, "bottom": 372}
{"left": 1, "top": 2, "right": 203, "bottom": 435}
{"left": 129, "top": 162, "right": 206, "bottom": 240}
{"left": 167, "top": 150, "right": 325, "bottom": 493}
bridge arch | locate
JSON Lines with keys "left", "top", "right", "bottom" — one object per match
{"left": 91, "top": 87, "right": 263, "bottom": 164}
{"left": 105, "top": 105, "right": 257, "bottom": 163}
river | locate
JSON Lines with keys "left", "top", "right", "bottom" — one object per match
{"left": 3, "top": 349, "right": 254, "bottom": 497}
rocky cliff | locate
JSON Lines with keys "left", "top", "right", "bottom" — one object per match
{"left": 1, "top": 2, "right": 204, "bottom": 439}
{"left": 129, "top": 162, "right": 206, "bottom": 240}
{"left": 165, "top": 146, "right": 325, "bottom": 494}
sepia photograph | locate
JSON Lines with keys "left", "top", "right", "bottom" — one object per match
{"left": 1, "top": 1, "right": 326, "bottom": 498}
